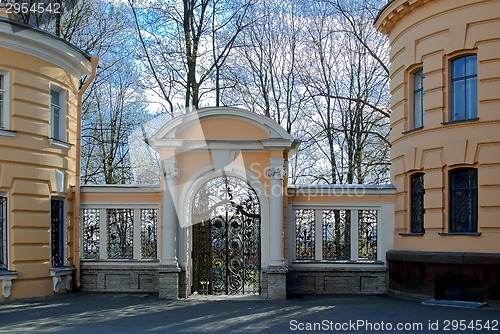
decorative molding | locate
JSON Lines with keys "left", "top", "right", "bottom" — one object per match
{"left": 162, "top": 159, "right": 180, "bottom": 179}
{"left": 0, "top": 129, "right": 15, "bottom": 138}
{"left": 0, "top": 271, "right": 18, "bottom": 298}
{"left": 375, "top": 0, "right": 431, "bottom": 34}
{"left": 267, "top": 166, "right": 286, "bottom": 179}
{"left": 49, "top": 138, "right": 73, "bottom": 151}
{"left": 50, "top": 267, "right": 73, "bottom": 293}
{"left": 0, "top": 19, "right": 91, "bottom": 78}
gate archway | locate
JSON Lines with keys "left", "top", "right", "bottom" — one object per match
{"left": 191, "top": 175, "right": 261, "bottom": 295}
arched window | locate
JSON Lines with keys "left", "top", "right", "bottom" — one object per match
{"left": 451, "top": 55, "right": 477, "bottom": 121}
{"left": 413, "top": 69, "right": 424, "bottom": 128}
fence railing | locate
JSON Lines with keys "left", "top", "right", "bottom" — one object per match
{"left": 81, "top": 206, "right": 158, "bottom": 261}
{"left": 287, "top": 185, "right": 395, "bottom": 264}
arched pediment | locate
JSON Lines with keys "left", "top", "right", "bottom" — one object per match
{"left": 150, "top": 107, "right": 299, "bottom": 152}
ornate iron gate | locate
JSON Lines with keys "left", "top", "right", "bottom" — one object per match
{"left": 192, "top": 176, "right": 260, "bottom": 295}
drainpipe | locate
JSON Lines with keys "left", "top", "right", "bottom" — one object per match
{"left": 73, "top": 56, "right": 99, "bottom": 289}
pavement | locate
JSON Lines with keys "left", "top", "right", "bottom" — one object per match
{"left": 0, "top": 292, "right": 499, "bottom": 333}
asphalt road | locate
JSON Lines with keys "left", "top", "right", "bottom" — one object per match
{"left": 0, "top": 293, "right": 498, "bottom": 333}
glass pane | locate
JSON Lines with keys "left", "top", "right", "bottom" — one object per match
{"left": 52, "top": 106, "right": 60, "bottom": 139}
{"left": 414, "top": 70, "right": 423, "bottom": 90}
{"left": 452, "top": 80, "right": 466, "bottom": 121}
{"left": 467, "top": 77, "right": 477, "bottom": 119}
{"left": 51, "top": 90, "right": 59, "bottom": 106}
{"left": 0, "top": 94, "right": 3, "bottom": 128}
{"left": 414, "top": 91, "right": 423, "bottom": 128}
{"left": 452, "top": 57, "right": 466, "bottom": 79}
{"left": 466, "top": 55, "right": 477, "bottom": 76}
{"left": 0, "top": 75, "right": 3, "bottom": 90}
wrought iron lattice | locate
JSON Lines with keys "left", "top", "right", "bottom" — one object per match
{"left": 322, "top": 210, "right": 351, "bottom": 260}
{"left": 51, "top": 200, "right": 65, "bottom": 267}
{"left": 295, "top": 209, "right": 315, "bottom": 260}
{"left": 106, "top": 209, "right": 133, "bottom": 259}
{"left": 358, "top": 210, "right": 377, "bottom": 261}
{"left": 0, "top": 196, "right": 7, "bottom": 269}
{"left": 140, "top": 209, "right": 157, "bottom": 259}
{"left": 192, "top": 176, "right": 260, "bottom": 295}
{"left": 82, "top": 208, "right": 100, "bottom": 259}
{"left": 450, "top": 168, "right": 478, "bottom": 233}
{"left": 411, "top": 173, "right": 425, "bottom": 233}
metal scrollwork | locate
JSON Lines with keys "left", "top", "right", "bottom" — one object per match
{"left": 192, "top": 175, "right": 261, "bottom": 295}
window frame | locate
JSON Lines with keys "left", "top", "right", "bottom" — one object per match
{"left": 50, "top": 85, "right": 67, "bottom": 142}
{"left": 51, "top": 198, "right": 66, "bottom": 268}
{"left": 0, "top": 194, "right": 8, "bottom": 270}
{"left": 410, "top": 173, "right": 425, "bottom": 234}
{"left": 449, "top": 168, "right": 478, "bottom": 233}
{"left": 450, "top": 54, "right": 478, "bottom": 122}
{"left": 0, "top": 70, "right": 11, "bottom": 131}
{"left": 412, "top": 69, "right": 425, "bottom": 129}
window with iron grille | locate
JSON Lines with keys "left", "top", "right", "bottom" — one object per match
{"left": 410, "top": 173, "right": 425, "bottom": 233}
{"left": 0, "top": 196, "right": 7, "bottom": 269}
{"left": 449, "top": 168, "right": 478, "bottom": 233}
{"left": 51, "top": 199, "right": 65, "bottom": 267}
{"left": 0, "top": 74, "right": 5, "bottom": 129}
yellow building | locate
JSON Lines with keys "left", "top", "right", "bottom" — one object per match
{"left": 376, "top": 0, "right": 500, "bottom": 303}
{"left": 0, "top": 8, "right": 97, "bottom": 299}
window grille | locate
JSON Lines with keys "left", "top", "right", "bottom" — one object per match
{"left": 51, "top": 200, "right": 65, "bottom": 267}
{"left": 0, "top": 196, "right": 7, "bottom": 269}
{"left": 449, "top": 168, "right": 478, "bottom": 233}
{"left": 410, "top": 173, "right": 425, "bottom": 233}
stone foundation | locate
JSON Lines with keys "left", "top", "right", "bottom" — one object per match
{"left": 80, "top": 262, "right": 158, "bottom": 292}
{"left": 287, "top": 265, "right": 386, "bottom": 296}
{"left": 263, "top": 267, "right": 288, "bottom": 300}
{"left": 158, "top": 265, "right": 181, "bottom": 299}
{"left": 387, "top": 250, "right": 500, "bottom": 303}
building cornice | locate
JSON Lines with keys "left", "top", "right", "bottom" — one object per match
{"left": 0, "top": 18, "right": 92, "bottom": 78}
{"left": 374, "top": 0, "right": 432, "bottom": 35}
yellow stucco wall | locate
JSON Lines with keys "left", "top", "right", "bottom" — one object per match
{"left": 376, "top": 0, "right": 500, "bottom": 253}
{"left": 0, "top": 38, "right": 91, "bottom": 298}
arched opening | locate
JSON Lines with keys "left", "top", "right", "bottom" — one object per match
{"left": 191, "top": 175, "right": 261, "bottom": 295}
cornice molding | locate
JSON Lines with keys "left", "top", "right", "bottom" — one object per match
{"left": 375, "top": 0, "right": 432, "bottom": 35}
{"left": 0, "top": 20, "right": 92, "bottom": 78}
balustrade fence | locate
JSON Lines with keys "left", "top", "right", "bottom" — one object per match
{"left": 81, "top": 207, "right": 158, "bottom": 260}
